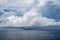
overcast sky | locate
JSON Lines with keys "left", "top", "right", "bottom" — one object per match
{"left": 0, "top": 0, "right": 60, "bottom": 27}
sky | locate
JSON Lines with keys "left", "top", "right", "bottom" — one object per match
{"left": 0, "top": 0, "right": 60, "bottom": 27}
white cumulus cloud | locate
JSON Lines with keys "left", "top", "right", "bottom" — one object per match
{"left": 5, "top": 9, "right": 60, "bottom": 27}
{"left": 0, "top": 0, "right": 60, "bottom": 27}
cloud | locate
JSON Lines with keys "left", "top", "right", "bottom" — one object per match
{"left": 0, "top": 0, "right": 60, "bottom": 27}
{"left": 51, "top": 0, "right": 60, "bottom": 6}
{"left": 41, "top": 1, "right": 60, "bottom": 21}
{"left": 0, "top": 0, "right": 34, "bottom": 7}
{"left": 4, "top": 9, "right": 60, "bottom": 27}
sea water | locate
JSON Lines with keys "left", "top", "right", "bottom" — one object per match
{"left": 0, "top": 28, "right": 60, "bottom": 40}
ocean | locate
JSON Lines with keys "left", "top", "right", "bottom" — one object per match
{"left": 0, "top": 28, "right": 60, "bottom": 40}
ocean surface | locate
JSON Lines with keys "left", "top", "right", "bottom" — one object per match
{"left": 0, "top": 28, "right": 60, "bottom": 40}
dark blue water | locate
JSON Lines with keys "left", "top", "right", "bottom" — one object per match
{"left": 0, "top": 28, "right": 60, "bottom": 40}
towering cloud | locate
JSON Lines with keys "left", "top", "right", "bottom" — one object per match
{"left": 6, "top": 9, "right": 60, "bottom": 27}
{"left": 0, "top": 0, "right": 60, "bottom": 27}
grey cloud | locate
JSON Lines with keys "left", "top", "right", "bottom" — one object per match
{"left": 40, "top": 1, "right": 60, "bottom": 21}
